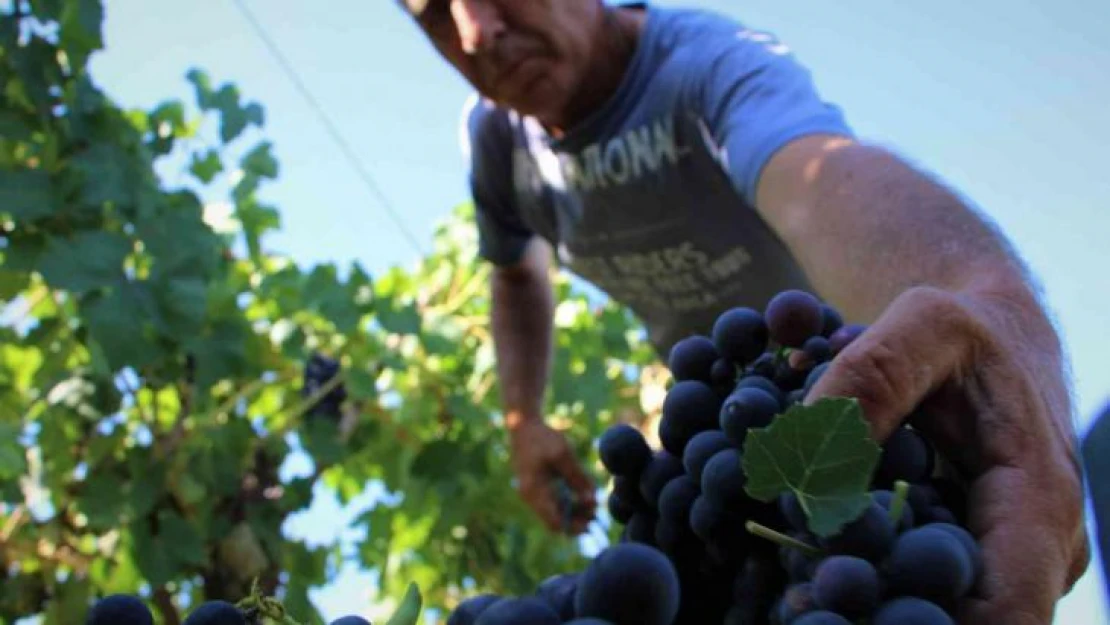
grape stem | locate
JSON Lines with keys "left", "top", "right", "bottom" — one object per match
{"left": 889, "top": 480, "right": 910, "bottom": 526}
{"left": 745, "top": 520, "right": 822, "bottom": 557}
{"left": 236, "top": 579, "right": 306, "bottom": 625}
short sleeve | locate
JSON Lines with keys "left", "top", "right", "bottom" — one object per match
{"left": 694, "top": 28, "right": 855, "bottom": 207}
{"left": 458, "top": 93, "right": 535, "bottom": 266}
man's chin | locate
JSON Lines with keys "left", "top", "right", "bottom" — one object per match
{"left": 493, "top": 83, "right": 567, "bottom": 123}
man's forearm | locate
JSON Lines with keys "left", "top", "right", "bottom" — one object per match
{"left": 757, "top": 137, "right": 1037, "bottom": 325}
{"left": 490, "top": 241, "right": 555, "bottom": 430}
{"left": 757, "top": 136, "right": 1075, "bottom": 435}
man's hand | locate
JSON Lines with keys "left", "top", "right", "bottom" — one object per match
{"left": 805, "top": 284, "right": 1089, "bottom": 624}
{"left": 508, "top": 419, "right": 597, "bottom": 534}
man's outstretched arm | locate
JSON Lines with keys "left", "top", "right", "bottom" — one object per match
{"left": 490, "top": 238, "right": 597, "bottom": 534}
{"left": 755, "top": 134, "right": 1089, "bottom": 624}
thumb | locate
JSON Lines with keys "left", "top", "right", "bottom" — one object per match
{"left": 803, "top": 287, "right": 974, "bottom": 442}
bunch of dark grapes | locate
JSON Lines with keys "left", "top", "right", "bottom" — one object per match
{"left": 302, "top": 352, "right": 347, "bottom": 420}
{"left": 447, "top": 287, "right": 983, "bottom": 625}
{"left": 83, "top": 594, "right": 372, "bottom": 625}
{"left": 768, "top": 482, "right": 981, "bottom": 625}
{"left": 446, "top": 542, "right": 681, "bottom": 625}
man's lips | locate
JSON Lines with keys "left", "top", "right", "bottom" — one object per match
{"left": 493, "top": 56, "right": 545, "bottom": 95}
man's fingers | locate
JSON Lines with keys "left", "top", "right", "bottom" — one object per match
{"left": 804, "top": 287, "right": 975, "bottom": 441}
{"left": 554, "top": 450, "right": 596, "bottom": 506}
{"left": 523, "top": 478, "right": 563, "bottom": 533}
{"left": 957, "top": 465, "right": 1074, "bottom": 625}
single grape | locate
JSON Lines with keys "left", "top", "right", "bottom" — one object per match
{"left": 712, "top": 307, "right": 769, "bottom": 365}
{"left": 818, "top": 502, "right": 895, "bottom": 562}
{"left": 607, "top": 488, "right": 634, "bottom": 524}
{"left": 613, "top": 475, "right": 649, "bottom": 514}
{"left": 886, "top": 526, "right": 974, "bottom": 603}
{"left": 573, "top": 543, "right": 681, "bottom": 625}
{"left": 906, "top": 483, "right": 940, "bottom": 520}
{"left": 871, "top": 489, "right": 914, "bottom": 531}
{"left": 802, "top": 335, "right": 832, "bottom": 364}
{"left": 668, "top": 335, "right": 720, "bottom": 382}
{"left": 792, "top": 611, "right": 853, "bottom": 625}
{"left": 598, "top": 423, "right": 652, "bottom": 478}
{"left": 710, "top": 357, "right": 738, "bottom": 389}
{"left": 748, "top": 352, "right": 777, "bottom": 379}
{"left": 732, "top": 554, "right": 787, "bottom": 620}
{"left": 657, "top": 474, "right": 700, "bottom": 526}
{"left": 735, "top": 374, "right": 786, "bottom": 408}
{"left": 873, "top": 427, "right": 933, "bottom": 487}
{"left": 872, "top": 597, "right": 955, "bottom": 625}
{"left": 182, "top": 601, "right": 246, "bottom": 625}
{"left": 85, "top": 595, "right": 154, "bottom": 625}
{"left": 774, "top": 358, "right": 809, "bottom": 392}
{"left": 765, "top": 289, "right": 824, "bottom": 347}
{"left": 819, "top": 304, "right": 843, "bottom": 337}
{"left": 803, "top": 361, "right": 830, "bottom": 396}
{"left": 447, "top": 594, "right": 501, "bottom": 625}
{"left": 536, "top": 573, "right": 579, "bottom": 621}
{"left": 782, "top": 544, "right": 816, "bottom": 582}
{"left": 331, "top": 617, "right": 372, "bottom": 625}
{"left": 779, "top": 492, "right": 808, "bottom": 532}
{"left": 659, "top": 380, "right": 722, "bottom": 456}
{"left": 812, "top": 555, "right": 881, "bottom": 617}
{"left": 922, "top": 522, "right": 984, "bottom": 581}
{"left": 923, "top": 505, "right": 958, "bottom": 525}
{"left": 786, "top": 388, "right": 806, "bottom": 406}
{"left": 654, "top": 516, "right": 700, "bottom": 556}
{"left": 700, "top": 448, "right": 747, "bottom": 507}
{"left": 474, "top": 597, "right": 561, "bottom": 625}
{"left": 828, "top": 323, "right": 866, "bottom": 354}
{"left": 682, "top": 430, "right": 732, "bottom": 484}
{"left": 689, "top": 495, "right": 745, "bottom": 545}
{"left": 777, "top": 582, "right": 819, "bottom": 623}
{"left": 719, "top": 386, "right": 780, "bottom": 446}
{"left": 624, "top": 512, "right": 658, "bottom": 545}
{"left": 638, "top": 450, "right": 685, "bottom": 508}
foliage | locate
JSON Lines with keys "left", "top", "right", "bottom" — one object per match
{"left": 0, "top": 1, "right": 660, "bottom": 623}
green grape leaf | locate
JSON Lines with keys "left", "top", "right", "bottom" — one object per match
{"left": 742, "top": 397, "right": 881, "bottom": 537}
{"left": 189, "top": 149, "right": 223, "bottom": 183}
{"left": 385, "top": 582, "right": 423, "bottom": 625}
{"left": 0, "top": 169, "right": 56, "bottom": 221}
{"left": 36, "top": 231, "right": 130, "bottom": 294}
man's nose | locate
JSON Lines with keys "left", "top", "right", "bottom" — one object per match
{"left": 452, "top": 0, "right": 505, "bottom": 55}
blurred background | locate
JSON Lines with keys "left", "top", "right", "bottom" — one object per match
{"left": 1, "top": 0, "right": 1107, "bottom": 623}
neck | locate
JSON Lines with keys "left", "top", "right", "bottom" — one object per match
{"left": 544, "top": 6, "right": 644, "bottom": 138}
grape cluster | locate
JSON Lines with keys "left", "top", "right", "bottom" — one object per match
{"left": 447, "top": 288, "right": 983, "bottom": 625}
{"left": 771, "top": 484, "right": 980, "bottom": 625}
{"left": 303, "top": 352, "right": 347, "bottom": 420}
{"left": 83, "top": 594, "right": 372, "bottom": 625}
{"left": 446, "top": 542, "right": 681, "bottom": 625}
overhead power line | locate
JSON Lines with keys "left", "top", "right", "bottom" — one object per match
{"left": 228, "top": 0, "right": 427, "bottom": 257}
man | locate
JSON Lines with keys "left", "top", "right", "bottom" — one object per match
{"left": 401, "top": 1, "right": 1089, "bottom": 622}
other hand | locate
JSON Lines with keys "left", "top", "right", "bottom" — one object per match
{"left": 805, "top": 285, "right": 1089, "bottom": 625}
{"left": 508, "top": 418, "right": 597, "bottom": 535}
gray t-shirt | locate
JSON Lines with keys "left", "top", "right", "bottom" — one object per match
{"left": 459, "top": 3, "right": 854, "bottom": 357}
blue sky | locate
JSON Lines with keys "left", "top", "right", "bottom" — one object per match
{"left": 82, "top": 0, "right": 1110, "bottom": 622}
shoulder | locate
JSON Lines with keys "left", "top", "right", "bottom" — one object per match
{"left": 647, "top": 7, "right": 804, "bottom": 73}
{"left": 457, "top": 92, "right": 515, "bottom": 165}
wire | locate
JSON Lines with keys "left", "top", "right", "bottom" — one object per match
{"left": 227, "top": 0, "right": 427, "bottom": 256}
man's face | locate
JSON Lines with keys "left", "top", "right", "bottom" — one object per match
{"left": 407, "top": 0, "right": 603, "bottom": 120}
